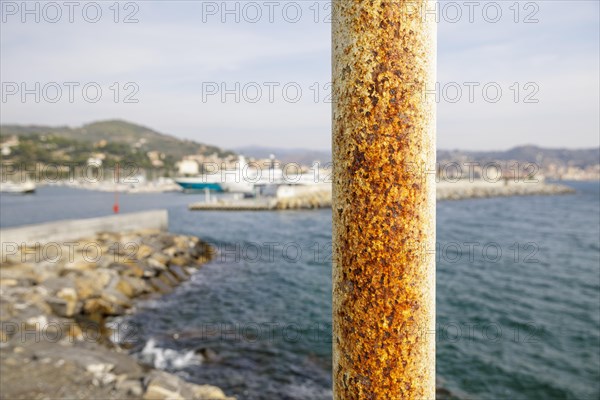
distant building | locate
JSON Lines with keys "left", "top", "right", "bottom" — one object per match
{"left": 134, "top": 138, "right": 147, "bottom": 148}
{"left": 87, "top": 157, "right": 103, "bottom": 167}
{"left": 1, "top": 135, "right": 19, "bottom": 156}
{"left": 91, "top": 152, "right": 106, "bottom": 161}
{"left": 178, "top": 159, "right": 199, "bottom": 175}
{"left": 147, "top": 151, "right": 165, "bottom": 167}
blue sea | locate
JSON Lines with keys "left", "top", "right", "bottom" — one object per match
{"left": 1, "top": 181, "right": 598, "bottom": 399}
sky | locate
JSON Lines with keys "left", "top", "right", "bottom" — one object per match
{"left": 1, "top": 0, "right": 599, "bottom": 151}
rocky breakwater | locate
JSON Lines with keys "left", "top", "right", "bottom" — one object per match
{"left": 0, "top": 229, "right": 234, "bottom": 400}
{"left": 436, "top": 179, "right": 575, "bottom": 200}
{"left": 269, "top": 179, "right": 575, "bottom": 210}
{"left": 275, "top": 183, "right": 332, "bottom": 210}
{"left": 274, "top": 180, "right": 575, "bottom": 207}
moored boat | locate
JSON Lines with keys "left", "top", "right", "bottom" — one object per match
{"left": 174, "top": 176, "right": 224, "bottom": 192}
{"left": 0, "top": 181, "right": 36, "bottom": 194}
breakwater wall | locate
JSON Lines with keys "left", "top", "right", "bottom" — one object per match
{"left": 0, "top": 210, "right": 168, "bottom": 246}
{"left": 189, "top": 184, "right": 333, "bottom": 211}
{"left": 189, "top": 180, "right": 575, "bottom": 211}
{"left": 436, "top": 180, "right": 575, "bottom": 200}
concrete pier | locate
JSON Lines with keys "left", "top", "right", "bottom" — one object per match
{"left": 0, "top": 210, "right": 168, "bottom": 247}
{"left": 189, "top": 184, "right": 333, "bottom": 211}
{"left": 189, "top": 198, "right": 277, "bottom": 211}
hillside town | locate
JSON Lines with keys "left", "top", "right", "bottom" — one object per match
{"left": 1, "top": 122, "right": 599, "bottom": 195}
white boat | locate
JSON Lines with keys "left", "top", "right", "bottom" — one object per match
{"left": 176, "top": 155, "right": 331, "bottom": 195}
{"left": 218, "top": 156, "right": 257, "bottom": 194}
{"left": 0, "top": 181, "right": 36, "bottom": 194}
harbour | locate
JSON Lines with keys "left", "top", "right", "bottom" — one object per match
{"left": 1, "top": 182, "right": 598, "bottom": 399}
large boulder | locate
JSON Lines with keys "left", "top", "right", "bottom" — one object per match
{"left": 168, "top": 256, "right": 191, "bottom": 268}
{"left": 173, "top": 236, "right": 192, "bottom": 252}
{"left": 150, "top": 252, "right": 171, "bottom": 266}
{"left": 148, "top": 277, "right": 172, "bottom": 294}
{"left": 83, "top": 298, "right": 123, "bottom": 316}
{"left": 143, "top": 371, "right": 184, "bottom": 400}
{"left": 0, "top": 264, "right": 41, "bottom": 285}
{"left": 113, "top": 262, "right": 146, "bottom": 278}
{"left": 46, "top": 287, "right": 80, "bottom": 317}
{"left": 158, "top": 271, "right": 179, "bottom": 287}
{"left": 101, "top": 288, "right": 132, "bottom": 309}
{"left": 136, "top": 244, "right": 155, "bottom": 260}
{"left": 115, "top": 278, "right": 135, "bottom": 298}
{"left": 116, "top": 378, "right": 144, "bottom": 397}
{"left": 119, "top": 275, "right": 149, "bottom": 297}
{"left": 143, "top": 371, "right": 234, "bottom": 400}
{"left": 146, "top": 258, "right": 167, "bottom": 272}
{"left": 40, "top": 276, "right": 76, "bottom": 294}
{"left": 168, "top": 265, "right": 188, "bottom": 281}
{"left": 74, "top": 272, "right": 109, "bottom": 300}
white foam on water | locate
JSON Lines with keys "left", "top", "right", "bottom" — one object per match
{"left": 139, "top": 338, "right": 202, "bottom": 370}
{"left": 282, "top": 381, "right": 333, "bottom": 400}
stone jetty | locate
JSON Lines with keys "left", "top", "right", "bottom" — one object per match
{"left": 275, "top": 183, "right": 332, "bottom": 209}
{"left": 189, "top": 180, "right": 574, "bottom": 211}
{"left": 0, "top": 224, "right": 234, "bottom": 399}
{"left": 189, "top": 183, "right": 333, "bottom": 211}
{"left": 436, "top": 180, "right": 575, "bottom": 200}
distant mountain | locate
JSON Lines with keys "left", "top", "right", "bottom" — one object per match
{"left": 0, "top": 120, "right": 235, "bottom": 161}
{"left": 236, "top": 144, "right": 599, "bottom": 170}
{"left": 234, "top": 146, "right": 332, "bottom": 166}
{"left": 437, "top": 145, "right": 599, "bottom": 169}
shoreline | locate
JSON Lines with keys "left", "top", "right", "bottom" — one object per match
{"left": 4, "top": 178, "right": 584, "bottom": 198}
{"left": 0, "top": 223, "right": 235, "bottom": 399}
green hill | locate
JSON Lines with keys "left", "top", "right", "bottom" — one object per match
{"left": 0, "top": 120, "right": 235, "bottom": 171}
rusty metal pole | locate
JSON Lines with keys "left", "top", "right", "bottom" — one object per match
{"left": 332, "top": 1, "right": 436, "bottom": 399}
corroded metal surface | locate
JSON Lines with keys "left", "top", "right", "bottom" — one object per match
{"left": 332, "top": 1, "right": 436, "bottom": 399}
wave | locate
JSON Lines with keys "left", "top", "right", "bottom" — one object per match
{"left": 139, "top": 338, "right": 203, "bottom": 370}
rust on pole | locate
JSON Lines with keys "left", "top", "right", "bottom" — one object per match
{"left": 332, "top": 1, "right": 436, "bottom": 399}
